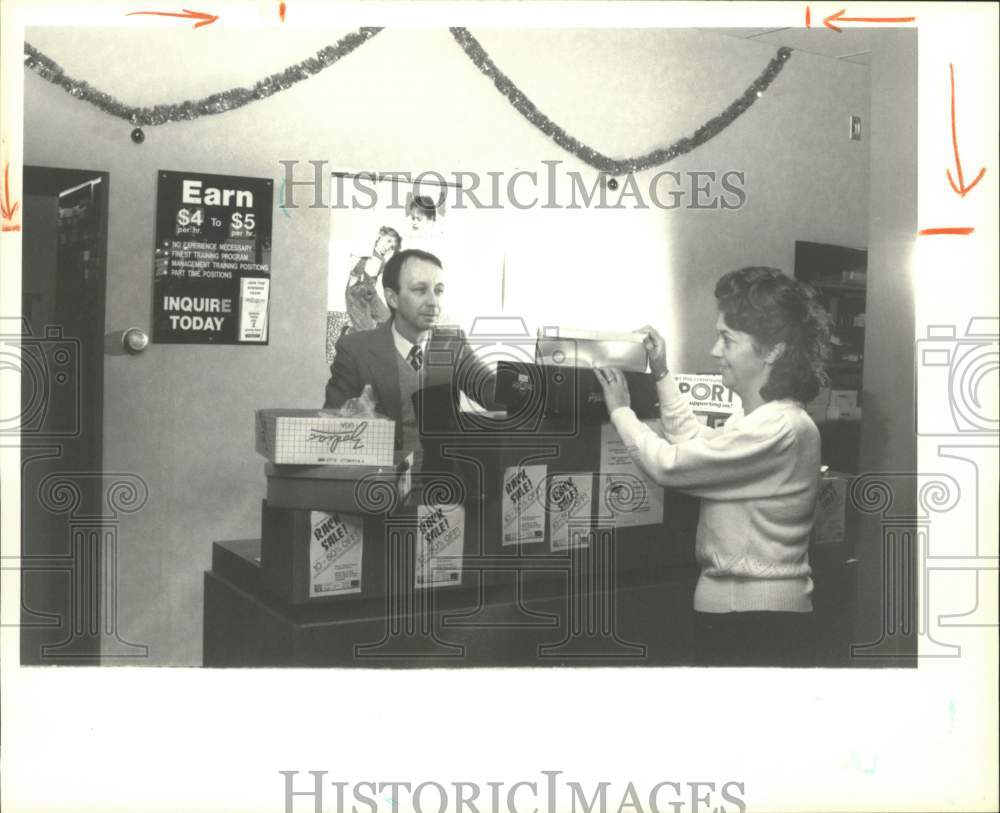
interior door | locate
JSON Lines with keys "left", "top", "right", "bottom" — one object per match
{"left": 17, "top": 166, "right": 111, "bottom": 664}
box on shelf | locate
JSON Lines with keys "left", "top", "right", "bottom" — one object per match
{"left": 826, "top": 404, "right": 862, "bottom": 421}
{"left": 261, "top": 502, "right": 382, "bottom": 604}
{"left": 813, "top": 470, "right": 852, "bottom": 545}
{"left": 261, "top": 498, "right": 470, "bottom": 604}
{"left": 255, "top": 408, "right": 395, "bottom": 466}
{"left": 830, "top": 389, "right": 858, "bottom": 409}
{"left": 840, "top": 269, "right": 867, "bottom": 285}
{"left": 264, "top": 451, "right": 413, "bottom": 512}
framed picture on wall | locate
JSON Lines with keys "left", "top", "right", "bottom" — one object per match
{"left": 326, "top": 171, "right": 503, "bottom": 363}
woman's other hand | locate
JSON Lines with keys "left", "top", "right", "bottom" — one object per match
{"left": 638, "top": 325, "right": 668, "bottom": 378}
{"left": 595, "top": 367, "right": 631, "bottom": 413}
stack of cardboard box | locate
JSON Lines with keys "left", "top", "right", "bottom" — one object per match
{"left": 249, "top": 409, "right": 419, "bottom": 605}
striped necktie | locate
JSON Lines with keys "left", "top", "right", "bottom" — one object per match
{"left": 408, "top": 345, "right": 423, "bottom": 372}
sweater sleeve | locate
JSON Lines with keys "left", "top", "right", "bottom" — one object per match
{"left": 609, "top": 403, "right": 797, "bottom": 500}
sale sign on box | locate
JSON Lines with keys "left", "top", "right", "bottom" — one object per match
{"left": 152, "top": 170, "right": 273, "bottom": 344}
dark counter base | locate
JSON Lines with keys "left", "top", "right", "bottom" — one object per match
{"left": 204, "top": 540, "right": 857, "bottom": 668}
{"left": 204, "top": 567, "right": 699, "bottom": 668}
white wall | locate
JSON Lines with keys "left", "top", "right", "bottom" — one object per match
{"left": 23, "top": 26, "right": 871, "bottom": 664}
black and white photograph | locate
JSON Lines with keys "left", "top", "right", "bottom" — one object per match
{"left": 1, "top": 2, "right": 997, "bottom": 812}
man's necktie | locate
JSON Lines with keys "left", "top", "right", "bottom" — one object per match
{"left": 408, "top": 345, "right": 423, "bottom": 372}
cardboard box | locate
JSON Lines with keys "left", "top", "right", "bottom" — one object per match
{"left": 255, "top": 408, "right": 395, "bottom": 466}
{"left": 264, "top": 451, "right": 413, "bottom": 512}
{"left": 261, "top": 503, "right": 381, "bottom": 604}
{"left": 813, "top": 471, "right": 851, "bottom": 545}
{"left": 261, "top": 498, "right": 471, "bottom": 604}
{"left": 826, "top": 404, "right": 863, "bottom": 421}
{"left": 830, "top": 389, "right": 858, "bottom": 409}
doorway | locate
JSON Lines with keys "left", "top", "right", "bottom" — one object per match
{"left": 17, "top": 166, "right": 109, "bottom": 664}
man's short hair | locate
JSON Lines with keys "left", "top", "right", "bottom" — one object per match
{"left": 382, "top": 248, "right": 443, "bottom": 297}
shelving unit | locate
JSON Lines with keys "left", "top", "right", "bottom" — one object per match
{"left": 794, "top": 241, "right": 868, "bottom": 473}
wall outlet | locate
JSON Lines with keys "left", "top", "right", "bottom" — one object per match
{"left": 850, "top": 116, "right": 862, "bottom": 141}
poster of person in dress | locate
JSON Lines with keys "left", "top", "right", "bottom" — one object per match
{"left": 327, "top": 173, "right": 498, "bottom": 363}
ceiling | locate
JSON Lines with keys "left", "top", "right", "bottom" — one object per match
{"left": 717, "top": 28, "right": 880, "bottom": 65}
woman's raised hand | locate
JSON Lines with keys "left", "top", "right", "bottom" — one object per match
{"left": 638, "top": 325, "right": 668, "bottom": 378}
{"left": 595, "top": 367, "right": 631, "bottom": 413}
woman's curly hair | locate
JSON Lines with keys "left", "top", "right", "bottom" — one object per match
{"left": 714, "top": 267, "right": 833, "bottom": 403}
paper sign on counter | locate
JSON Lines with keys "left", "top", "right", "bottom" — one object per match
{"left": 501, "top": 464, "right": 547, "bottom": 546}
{"left": 309, "top": 511, "right": 363, "bottom": 597}
{"left": 599, "top": 421, "right": 664, "bottom": 527}
{"left": 547, "top": 473, "right": 593, "bottom": 552}
{"left": 416, "top": 503, "right": 465, "bottom": 589}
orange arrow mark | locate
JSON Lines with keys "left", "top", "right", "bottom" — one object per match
{"left": 919, "top": 227, "right": 974, "bottom": 236}
{"left": 945, "top": 64, "right": 986, "bottom": 198}
{"left": 1, "top": 162, "right": 20, "bottom": 231}
{"left": 824, "top": 9, "right": 916, "bottom": 32}
{"left": 126, "top": 8, "right": 219, "bottom": 28}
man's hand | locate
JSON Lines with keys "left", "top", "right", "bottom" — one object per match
{"left": 595, "top": 367, "right": 631, "bottom": 413}
{"left": 638, "top": 324, "right": 668, "bottom": 379}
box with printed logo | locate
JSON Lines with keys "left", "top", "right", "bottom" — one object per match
{"left": 255, "top": 408, "right": 395, "bottom": 466}
{"left": 260, "top": 493, "right": 475, "bottom": 605}
{"left": 261, "top": 502, "right": 383, "bottom": 604}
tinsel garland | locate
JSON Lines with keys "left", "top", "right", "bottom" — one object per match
{"left": 23, "top": 27, "right": 791, "bottom": 173}
{"left": 449, "top": 27, "right": 792, "bottom": 175}
{"left": 23, "top": 27, "right": 383, "bottom": 127}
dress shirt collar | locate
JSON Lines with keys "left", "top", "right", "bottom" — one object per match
{"left": 391, "top": 320, "right": 430, "bottom": 363}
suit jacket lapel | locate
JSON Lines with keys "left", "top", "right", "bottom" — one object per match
{"left": 370, "top": 320, "right": 402, "bottom": 421}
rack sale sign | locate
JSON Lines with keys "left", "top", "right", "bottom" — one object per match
{"left": 152, "top": 170, "right": 273, "bottom": 344}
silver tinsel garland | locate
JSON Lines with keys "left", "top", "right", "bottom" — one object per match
{"left": 23, "top": 27, "right": 384, "bottom": 128}
{"left": 449, "top": 28, "right": 793, "bottom": 175}
{"left": 24, "top": 27, "right": 791, "bottom": 173}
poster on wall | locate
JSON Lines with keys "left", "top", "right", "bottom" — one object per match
{"left": 326, "top": 171, "right": 503, "bottom": 363}
{"left": 152, "top": 170, "right": 273, "bottom": 344}
{"left": 672, "top": 372, "right": 742, "bottom": 427}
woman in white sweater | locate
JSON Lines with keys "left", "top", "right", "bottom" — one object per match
{"left": 596, "top": 267, "right": 832, "bottom": 667}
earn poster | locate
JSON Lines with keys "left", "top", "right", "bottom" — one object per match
{"left": 152, "top": 170, "right": 273, "bottom": 344}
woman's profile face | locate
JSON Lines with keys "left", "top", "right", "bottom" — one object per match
{"left": 710, "top": 312, "right": 769, "bottom": 399}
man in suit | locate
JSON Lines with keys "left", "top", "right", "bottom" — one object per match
{"left": 324, "top": 248, "right": 496, "bottom": 438}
